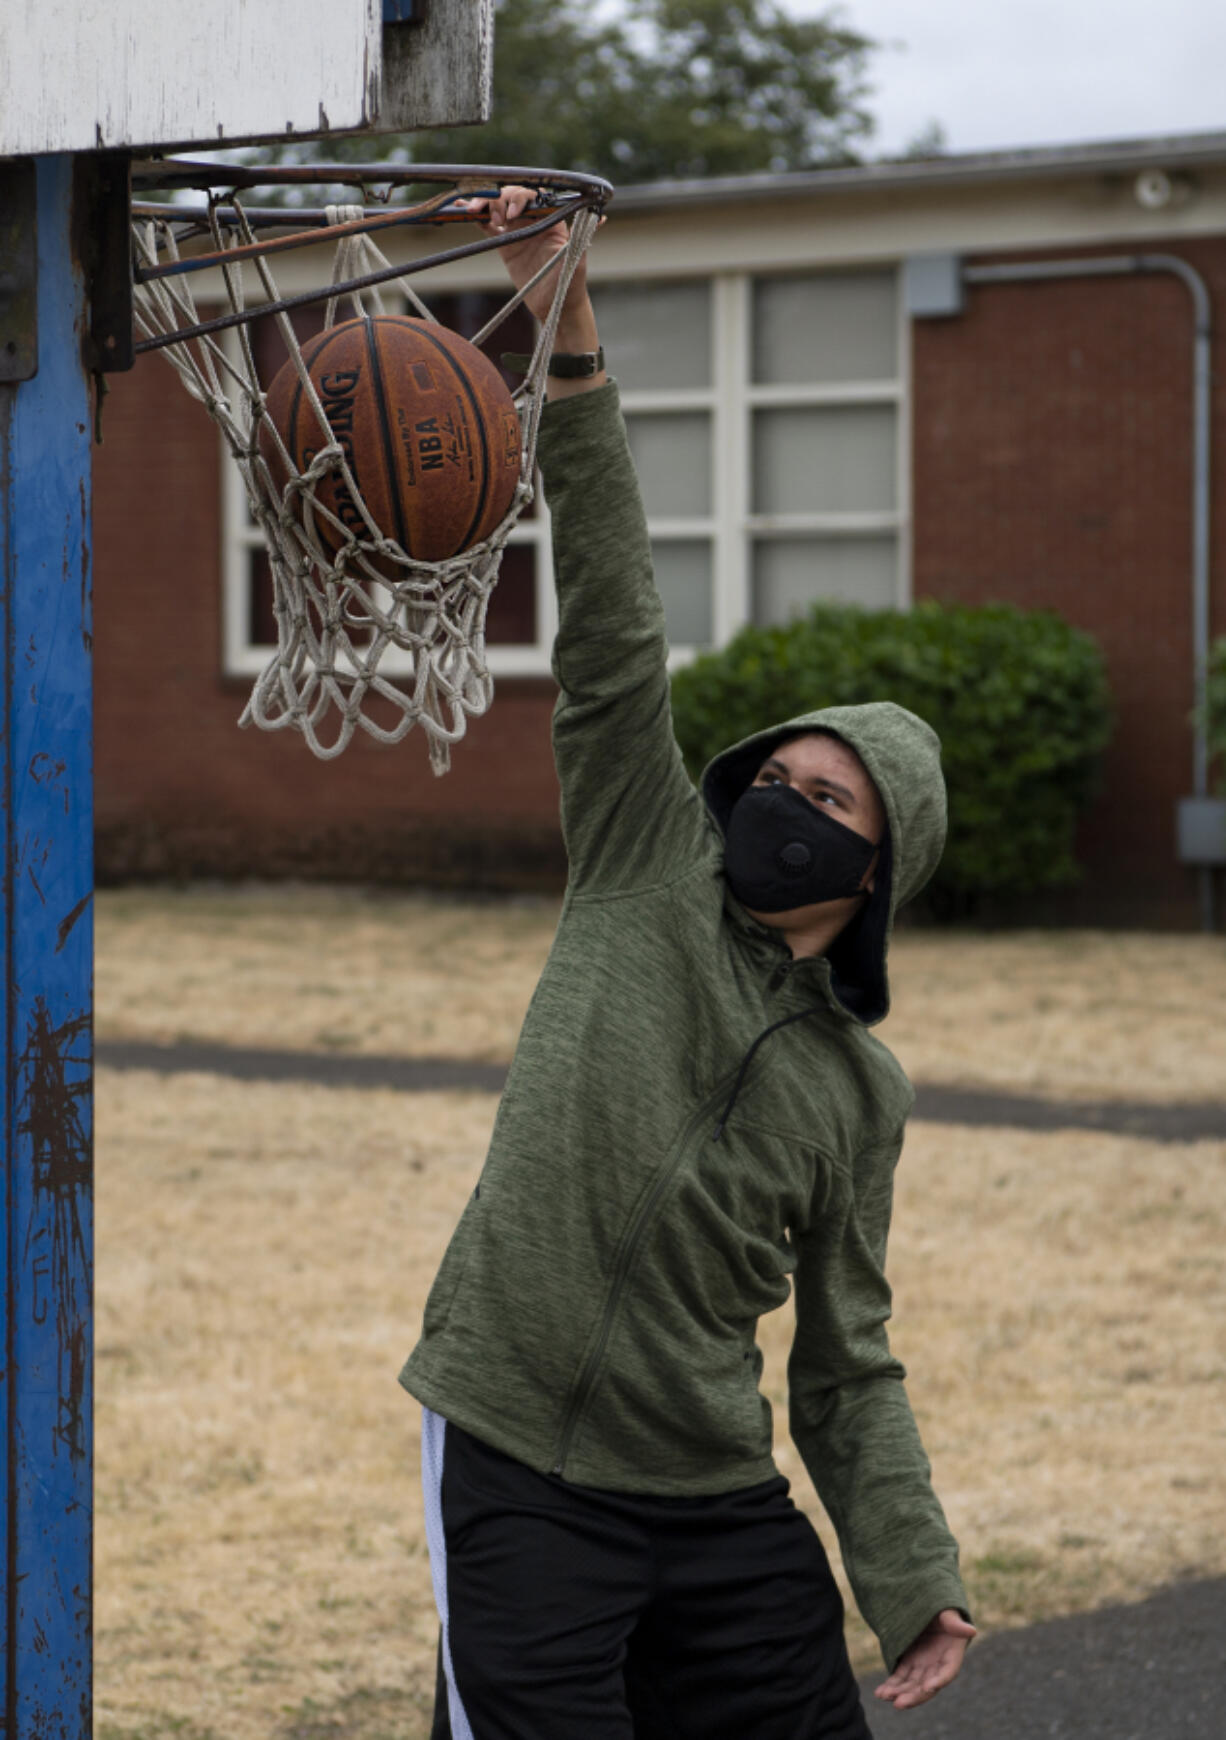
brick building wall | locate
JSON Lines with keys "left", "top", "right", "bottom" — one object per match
{"left": 94, "top": 223, "right": 1226, "bottom": 924}
{"left": 912, "top": 237, "right": 1226, "bottom": 925}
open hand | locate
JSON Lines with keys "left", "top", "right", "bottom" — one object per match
{"left": 874, "top": 1608, "right": 977, "bottom": 1711}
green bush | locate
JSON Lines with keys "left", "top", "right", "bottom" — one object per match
{"left": 1207, "top": 636, "right": 1226, "bottom": 794}
{"left": 669, "top": 601, "right": 1113, "bottom": 913}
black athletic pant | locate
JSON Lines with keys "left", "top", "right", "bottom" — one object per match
{"left": 425, "top": 1417, "right": 871, "bottom": 1740}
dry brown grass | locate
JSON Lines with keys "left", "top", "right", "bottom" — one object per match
{"left": 776, "top": 1122, "right": 1226, "bottom": 1674}
{"left": 93, "top": 891, "right": 1226, "bottom": 1738}
{"left": 96, "top": 886, "right": 1226, "bottom": 1100}
{"left": 95, "top": 1073, "right": 481, "bottom": 1740}
{"left": 95, "top": 886, "right": 560, "bottom": 1065}
{"left": 879, "top": 929, "right": 1226, "bottom": 1104}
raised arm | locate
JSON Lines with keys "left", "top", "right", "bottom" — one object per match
{"left": 472, "top": 190, "right": 709, "bottom": 893}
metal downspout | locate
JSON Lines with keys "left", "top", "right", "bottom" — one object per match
{"left": 963, "top": 254, "right": 1214, "bottom": 930}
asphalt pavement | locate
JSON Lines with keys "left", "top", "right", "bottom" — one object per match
{"left": 94, "top": 1040, "right": 1226, "bottom": 1142}
{"left": 861, "top": 1577, "right": 1226, "bottom": 1739}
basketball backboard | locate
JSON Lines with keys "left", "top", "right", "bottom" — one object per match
{"left": 0, "top": 0, "right": 492, "bottom": 159}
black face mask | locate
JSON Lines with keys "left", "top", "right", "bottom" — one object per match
{"left": 723, "top": 783, "right": 878, "bottom": 914}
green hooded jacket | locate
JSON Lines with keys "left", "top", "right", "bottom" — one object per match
{"left": 401, "top": 382, "right": 968, "bottom": 1671}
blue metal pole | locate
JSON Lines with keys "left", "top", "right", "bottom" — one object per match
{"left": 1, "top": 153, "right": 94, "bottom": 1738}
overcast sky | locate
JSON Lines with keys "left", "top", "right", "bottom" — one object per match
{"left": 818, "top": 0, "right": 1226, "bottom": 159}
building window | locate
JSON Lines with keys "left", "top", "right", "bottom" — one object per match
{"left": 752, "top": 269, "right": 898, "bottom": 384}
{"left": 748, "top": 269, "right": 903, "bottom": 626}
{"left": 592, "top": 279, "right": 716, "bottom": 652}
{"left": 222, "top": 265, "right": 906, "bottom": 679}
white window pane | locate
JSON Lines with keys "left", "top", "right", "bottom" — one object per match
{"left": 653, "top": 540, "right": 712, "bottom": 645}
{"left": 753, "top": 406, "right": 896, "bottom": 515}
{"left": 753, "top": 271, "right": 898, "bottom": 384}
{"left": 626, "top": 413, "right": 711, "bottom": 518}
{"left": 753, "top": 536, "right": 898, "bottom": 623}
{"left": 591, "top": 281, "right": 712, "bottom": 390}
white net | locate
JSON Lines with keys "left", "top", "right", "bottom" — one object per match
{"left": 131, "top": 186, "right": 600, "bottom": 772}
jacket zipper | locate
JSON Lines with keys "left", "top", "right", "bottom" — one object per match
{"left": 549, "top": 1080, "right": 736, "bottom": 1477}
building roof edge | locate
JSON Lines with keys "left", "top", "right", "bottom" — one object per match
{"left": 610, "top": 129, "right": 1226, "bottom": 212}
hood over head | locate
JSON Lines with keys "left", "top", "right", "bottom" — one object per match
{"left": 702, "top": 702, "right": 946, "bottom": 1025}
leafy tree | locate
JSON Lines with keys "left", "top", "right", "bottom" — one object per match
{"left": 900, "top": 119, "right": 948, "bottom": 161}
{"left": 237, "top": 0, "right": 875, "bottom": 183}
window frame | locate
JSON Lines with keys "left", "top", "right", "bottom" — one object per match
{"left": 742, "top": 263, "right": 910, "bottom": 631}
{"left": 219, "top": 264, "right": 910, "bottom": 680}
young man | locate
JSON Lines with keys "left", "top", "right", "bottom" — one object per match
{"left": 401, "top": 192, "right": 975, "bottom": 1739}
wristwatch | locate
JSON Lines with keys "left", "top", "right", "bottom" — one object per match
{"left": 502, "top": 348, "right": 605, "bottom": 379}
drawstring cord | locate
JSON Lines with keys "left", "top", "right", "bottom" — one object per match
{"left": 712, "top": 1005, "right": 824, "bottom": 1141}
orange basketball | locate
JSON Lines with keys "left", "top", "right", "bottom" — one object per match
{"left": 260, "top": 315, "right": 522, "bottom": 563}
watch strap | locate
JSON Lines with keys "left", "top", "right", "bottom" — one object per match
{"left": 501, "top": 347, "right": 605, "bottom": 380}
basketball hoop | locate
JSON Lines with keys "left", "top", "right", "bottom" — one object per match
{"left": 129, "top": 160, "right": 612, "bottom": 772}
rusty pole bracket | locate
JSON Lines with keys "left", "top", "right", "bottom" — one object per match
{"left": 0, "top": 159, "right": 38, "bottom": 382}
{"left": 75, "top": 151, "right": 134, "bottom": 374}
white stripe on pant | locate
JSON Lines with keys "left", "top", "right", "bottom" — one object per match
{"left": 421, "top": 1407, "right": 476, "bottom": 1740}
